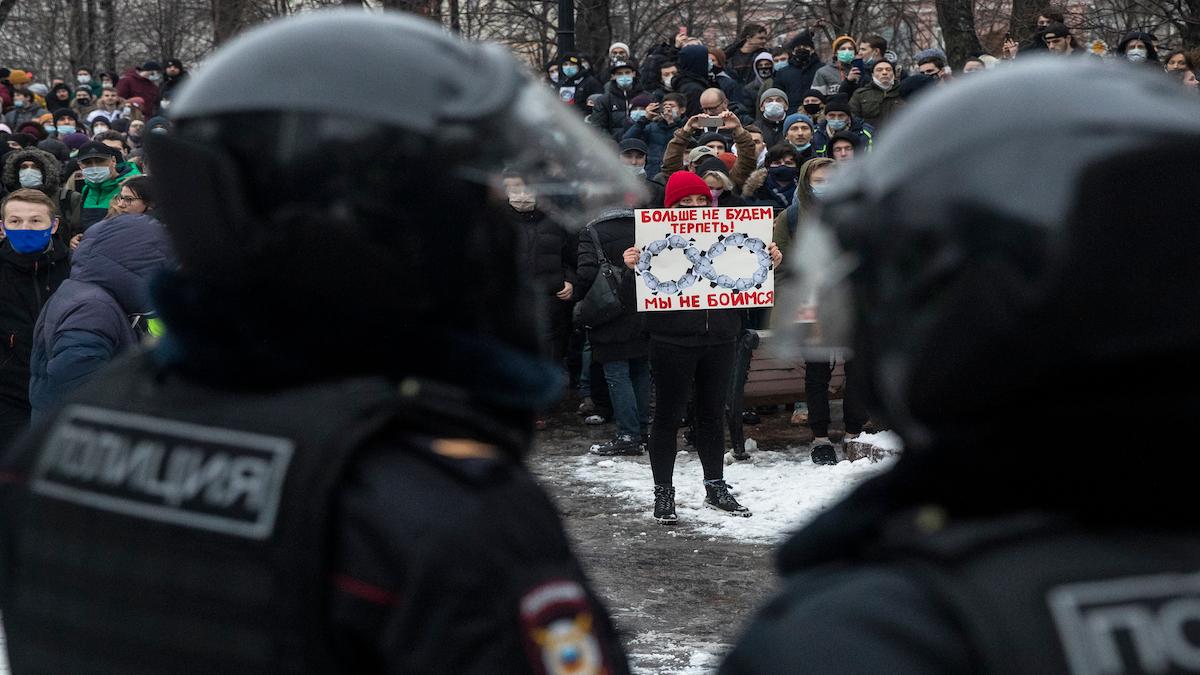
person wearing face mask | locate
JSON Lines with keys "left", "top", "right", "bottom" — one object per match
{"left": 160, "top": 58, "right": 189, "bottom": 102}
{"left": 76, "top": 141, "right": 141, "bottom": 230}
{"left": 812, "top": 36, "right": 860, "bottom": 96}
{"left": 849, "top": 60, "right": 905, "bottom": 129}
{"left": 72, "top": 88, "right": 97, "bottom": 118}
{"left": 116, "top": 61, "right": 163, "bottom": 117}
{"left": 618, "top": 138, "right": 665, "bottom": 207}
{"left": 1116, "top": 31, "right": 1159, "bottom": 65}
{"left": 0, "top": 189, "right": 70, "bottom": 447}
{"left": 811, "top": 99, "right": 874, "bottom": 156}
{"left": 588, "top": 61, "right": 645, "bottom": 141}
{"left": 555, "top": 52, "right": 603, "bottom": 116}
{"left": 742, "top": 51, "right": 777, "bottom": 109}
{"left": 50, "top": 109, "right": 81, "bottom": 137}
{"left": 781, "top": 112, "right": 817, "bottom": 161}
{"left": 742, "top": 144, "right": 801, "bottom": 208}
{"left": 4, "top": 90, "right": 49, "bottom": 131}
{"left": 623, "top": 92, "right": 687, "bottom": 175}
{"left": 754, "top": 87, "right": 790, "bottom": 149}
{"left": 1, "top": 147, "right": 82, "bottom": 245}
{"left": 75, "top": 67, "right": 103, "bottom": 98}
{"left": 503, "top": 172, "right": 578, "bottom": 430}
{"left": 774, "top": 31, "right": 826, "bottom": 108}
{"left": 799, "top": 90, "right": 826, "bottom": 125}
{"left": 47, "top": 83, "right": 74, "bottom": 114}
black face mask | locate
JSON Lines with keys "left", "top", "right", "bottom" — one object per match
{"left": 802, "top": 103, "right": 822, "bottom": 115}
{"left": 756, "top": 67, "right": 773, "bottom": 79}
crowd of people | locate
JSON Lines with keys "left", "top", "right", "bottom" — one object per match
{"left": 527, "top": 12, "right": 1200, "bottom": 523}
{"left": 0, "top": 8, "right": 1197, "bottom": 674}
{"left": 0, "top": 13, "right": 1197, "bottom": 526}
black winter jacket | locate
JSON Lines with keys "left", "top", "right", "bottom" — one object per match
{"left": 589, "top": 80, "right": 644, "bottom": 141}
{"left": 511, "top": 207, "right": 577, "bottom": 297}
{"left": 0, "top": 239, "right": 69, "bottom": 409}
{"left": 575, "top": 215, "right": 647, "bottom": 364}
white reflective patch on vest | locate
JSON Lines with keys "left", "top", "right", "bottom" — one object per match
{"left": 31, "top": 405, "right": 293, "bottom": 540}
{"left": 1048, "top": 571, "right": 1200, "bottom": 675}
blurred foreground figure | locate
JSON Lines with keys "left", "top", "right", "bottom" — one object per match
{"left": 722, "top": 59, "right": 1200, "bottom": 674}
{"left": 0, "top": 10, "right": 640, "bottom": 674}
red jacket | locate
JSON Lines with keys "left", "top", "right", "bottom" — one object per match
{"left": 115, "top": 70, "right": 161, "bottom": 117}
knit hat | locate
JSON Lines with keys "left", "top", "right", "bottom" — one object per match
{"left": 140, "top": 61, "right": 162, "bottom": 72}
{"left": 664, "top": 170, "right": 712, "bottom": 207}
{"left": 787, "top": 31, "right": 815, "bottom": 50}
{"left": 695, "top": 156, "right": 729, "bottom": 179}
{"left": 824, "top": 100, "right": 852, "bottom": 117}
{"left": 782, "top": 112, "right": 814, "bottom": 133}
{"left": 28, "top": 83, "right": 49, "bottom": 96}
{"left": 619, "top": 138, "right": 648, "bottom": 155}
{"left": 832, "top": 35, "right": 856, "bottom": 53}
{"left": 1042, "top": 22, "right": 1070, "bottom": 40}
{"left": 914, "top": 47, "right": 948, "bottom": 63}
{"left": 128, "top": 96, "right": 146, "bottom": 109}
{"left": 630, "top": 93, "right": 654, "bottom": 109}
{"left": 8, "top": 70, "right": 31, "bottom": 86}
{"left": 758, "top": 87, "right": 788, "bottom": 108}
{"left": 62, "top": 132, "right": 90, "bottom": 151}
{"left": 802, "top": 89, "right": 825, "bottom": 102}
{"left": 687, "top": 145, "right": 719, "bottom": 166}
{"left": 52, "top": 108, "right": 78, "bottom": 122}
{"left": 609, "top": 42, "right": 630, "bottom": 57}
{"left": 717, "top": 152, "right": 737, "bottom": 172}
{"left": 695, "top": 132, "right": 729, "bottom": 150}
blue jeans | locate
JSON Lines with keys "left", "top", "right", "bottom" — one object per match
{"left": 603, "top": 357, "right": 650, "bottom": 439}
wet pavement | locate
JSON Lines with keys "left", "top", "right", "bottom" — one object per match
{"left": 528, "top": 400, "right": 844, "bottom": 674}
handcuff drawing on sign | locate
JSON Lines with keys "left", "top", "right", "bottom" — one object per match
{"left": 635, "top": 233, "right": 772, "bottom": 295}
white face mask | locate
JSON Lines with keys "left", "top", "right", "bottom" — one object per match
{"left": 508, "top": 194, "right": 536, "bottom": 212}
{"left": 873, "top": 76, "right": 894, "bottom": 90}
{"left": 1126, "top": 48, "right": 1148, "bottom": 62}
{"left": 77, "top": 74, "right": 91, "bottom": 84}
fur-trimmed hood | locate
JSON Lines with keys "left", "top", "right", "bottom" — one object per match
{"left": 742, "top": 167, "right": 767, "bottom": 198}
{"left": 2, "top": 147, "right": 63, "bottom": 193}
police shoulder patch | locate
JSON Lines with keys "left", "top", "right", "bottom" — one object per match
{"left": 519, "top": 579, "right": 612, "bottom": 675}
{"left": 31, "top": 405, "right": 293, "bottom": 540}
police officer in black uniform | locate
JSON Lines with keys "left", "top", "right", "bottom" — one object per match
{"left": 0, "top": 11, "right": 643, "bottom": 674}
{"left": 721, "top": 59, "right": 1200, "bottom": 673}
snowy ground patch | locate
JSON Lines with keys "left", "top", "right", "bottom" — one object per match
{"left": 573, "top": 432, "right": 901, "bottom": 544}
{"left": 626, "top": 631, "right": 729, "bottom": 675}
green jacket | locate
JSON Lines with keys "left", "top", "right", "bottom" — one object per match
{"left": 79, "top": 163, "right": 141, "bottom": 230}
{"left": 849, "top": 83, "right": 905, "bottom": 129}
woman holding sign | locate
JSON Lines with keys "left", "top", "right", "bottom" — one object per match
{"left": 623, "top": 171, "right": 782, "bottom": 524}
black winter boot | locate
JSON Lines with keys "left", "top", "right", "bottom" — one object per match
{"left": 653, "top": 484, "right": 678, "bottom": 525}
{"left": 704, "top": 479, "right": 751, "bottom": 517}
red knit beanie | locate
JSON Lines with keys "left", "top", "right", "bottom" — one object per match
{"left": 664, "top": 170, "right": 712, "bottom": 207}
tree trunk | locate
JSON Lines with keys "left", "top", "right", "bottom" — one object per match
{"left": 1008, "top": 0, "right": 1040, "bottom": 42}
{"left": 85, "top": 0, "right": 97, "bottom": 67}
{"left": 1182, "top": 0, "right": 1200, "bottom": 50}
{"left": 100, "top": 0, "right": 116, "bottom": 74}
{"left": 0, "top": 0, "right": 18, "bottom": 34}
{"left": 448, "top": 0, "right": 459, "bottom": 32}
{"left": 934, "top": 0, "right": 983, "bottom": 67}
{"left": 68, "top": 0, "right": 85, "bottom": 73}
{"left": 212, "top": 0, "right": 249, "bottom": 45}
{"left": 575, "top": 0, "right": 611, "bottom": 66}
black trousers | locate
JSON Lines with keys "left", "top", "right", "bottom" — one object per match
{"left": 804, "top": 359, "right": 868, "bottom": 438}
{"left": 648, "top": 340, "right": 735, "bottom": 485}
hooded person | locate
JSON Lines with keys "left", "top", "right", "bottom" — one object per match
{"left": 811, "top": 35, "right": 859, "bottom": 96}
{"left": 742, "top": 144, "right": 801, "bottom": 208}
{"left": 754, "top": 86, "right": 790, "bottom": 149}
{"left": 556, "top": 52, "right": 604, "bottom": 116}
{"left": 774, "top": 31, "right": 825, "bottom": 106}
{"left": 708, "top": 48, "right": 749, "bottom": 108}
{"left": 115, "top": 61, "right": 163, "bottom": 117}
{"left": 47, "top": 83, "right": 74, "bottom": 114}
{"left": 160, "top": 58, "right": 189, "bottom": 102}
{"left": 674, "top": 44, "right": 713, "bottom": 117}
{"left": 742, "top": 51, "right": 777, "bottom": 110}
{"left": 1, "top": 147, "right": 82, "bottom": 244}
{"left": 1116, "top": 31, "right": 1159, "bottom": 65}
{"left": 28, "top": 213, "right": 174, "bottom": 422}
{"left": 35, "top": 138, "right": 69, "bottom": 164}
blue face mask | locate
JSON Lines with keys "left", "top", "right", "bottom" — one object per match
{"left": 562, "top": 65, "right": 579, "bottom": 78}
{"left": 793, "top": 142, "right": 811, "bottom": 152}
{"left": 13, "top": 100, "right": 25, "bottom": 108}
{"left": 827, "top": 118, "right": 848, "bottom": 132}
{"left": 82, "top": 166, "right": 111, "bottom": 184}
{"left": 615, "top": 75, "right": 634, "bottom": 89}
{"left": 4, "top": 226, "right": 53, "bottom": 254}
{"left": 56, "top": 124, "right": 76, "bottom": 135}
{"left": 810, "top": 183, "right": 828, "bottom": 197}
{"left": 773, "top": 61, "right": 787, "bottom": 72}
{"left": 43, "top": 124, "right": 55, "bottom": 133}
{"left": 630, "top": 109, "right": 647, "bottom": 122}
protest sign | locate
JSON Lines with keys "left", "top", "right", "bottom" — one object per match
{"left": 633, "top": 206, "right": 775, "bottom": 312}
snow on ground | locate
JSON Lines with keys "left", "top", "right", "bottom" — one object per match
{"left": 577, "top": 431, "right": 902, "bottom": 545}
{"left": 626, "top": 632, "right": 728, "bottom": 675}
